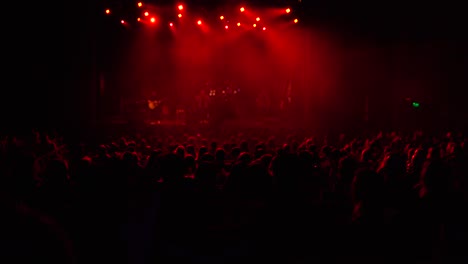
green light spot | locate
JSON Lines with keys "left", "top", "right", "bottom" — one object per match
{"left": 412, "top": 101, "right": 420, "bottom": 108}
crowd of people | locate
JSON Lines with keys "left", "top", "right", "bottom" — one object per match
{"left": 1, "top": 128, "right": 467, "bottom": 263}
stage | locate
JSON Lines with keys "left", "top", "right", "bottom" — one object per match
{"left": 106, "top": 115, "right": 301, "bottom": 129}
{"left": 100, "top": 114, "right": 313, "bottom": 139}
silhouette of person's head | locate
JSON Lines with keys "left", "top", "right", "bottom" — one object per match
{"left": 186, "top": 144, "right": 196, "bottom": 157}
{"left": 237, "top": 152, "right": 252, "bottom": 164}
{"left": 231, "top": 147, "right": 241, "bottom": 160}
{"left": 198, "top": 146, "right": 208, "bottom": 159}
{"left": 174, "top": 145, "right": 185, "bottom": 159}
{"left": 215, "top": 148, "right": 225, "bottom": 162}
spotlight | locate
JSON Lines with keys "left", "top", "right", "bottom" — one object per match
{"left": 225, "top": 25, "right": 229, "bottom": 29}
{"left": 137, "top": 2, "right": 142, "bottom": 7}
{"left": 263, "top": 27, "right": 266, "bottom": 30}
{"left": 169, "top": 22, "right": 173, "bottom": 27}
{"left": 240, "top": 7, "right": 245, "bottom": 12}
{"left": 178, "top": 4, "right": 183, "bottom": 10}
{"left": 150, "top": 17, "right": 156, "bottom": 23}
{"left": 137, "top": 17, "right": 141, "bottom": 21}
{"left": 144, "top": 12, "right": 149, "bottom": 16}
{"left": 294, "top": 18, "right": 298, "bottom": 23}
{"left": 197, "top": 20, "right": 202, "bottom": 25}
{"left": 286, "top": 8, "right": 291, "bottom": 13}
{"left": 105, "top": 9, "right": 110, "bottom": 14}
{"left": 178, "top": 14, "right": 182, "bottom": 18}
{"left": 256, "top": 17, "right": 260, "bottom": 21}
{"left": 121, "top": 20, "right": 125, "bottom": 24}
{"left": 253, "top": 24, "right": 256, "bottom": 27}
{"left": 220, "top": 15, "right": 224, "bottom": 20}
{"left": 237, "top": 22, "right": 241, "bottom": 26}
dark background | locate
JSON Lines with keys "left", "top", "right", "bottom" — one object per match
{"left": 3, "top": 0, "right": 467, "bottom": 132}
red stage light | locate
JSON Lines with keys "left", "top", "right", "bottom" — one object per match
{"left": 240, "top": 7, "right": 245, "bottom": 12}
{"left": 169, "top": 22, "right": 173, "bottom": 27}
{"left": 138, "top": 2, "right": 142, "bottom": 7}
{"left": 121, "top": 20, "right": 125, "bottom": 24}
{"left": 220, "top": 15, "right": 224, "bottom": 20}
{"left": 178, "top": 5, "right": 183, "bottom": 10}
{"left": 137, "top": 17, "right": 141, "bottom": 21}
{"left": 178, "top": 14, "right": 182, "bottom": 18}
{"left": 150, "top": 17, "right": 156, "bottom": 23}
{"left": 286, "top": 8, "right": 291, "bottom": 13}
{"left": 237, "top": 22, "right": 241, "bottom": 26}
{"left": 225, "top": 25, "right": 228, "bottom": 29}
{"left": 294, "top": 18, "right": 298, "bottom": 23}
{"left": 256, "top": 17, "right": 260, "bottom": 21}
{"left": 105, "top": 9, "right": 110, "bottom": 14}
{"left": 197, "top": 20, "right": 202, "bottom": 25}
{"left": 144, "top": 12, "right": 149, "bottom": 16}
{"left": 253, "top": 24, "right": 256, "bottom": 27}
{"left": 263, "top": 27, "right": 266, "bottom": 30}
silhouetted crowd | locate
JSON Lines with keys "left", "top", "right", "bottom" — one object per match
{"left": 1, "top": 130, "right": 468, "bottom": 263}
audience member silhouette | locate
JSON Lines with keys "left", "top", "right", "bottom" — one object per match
{"left": 1, "top": 129, "right": 468, "bottom": 264}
